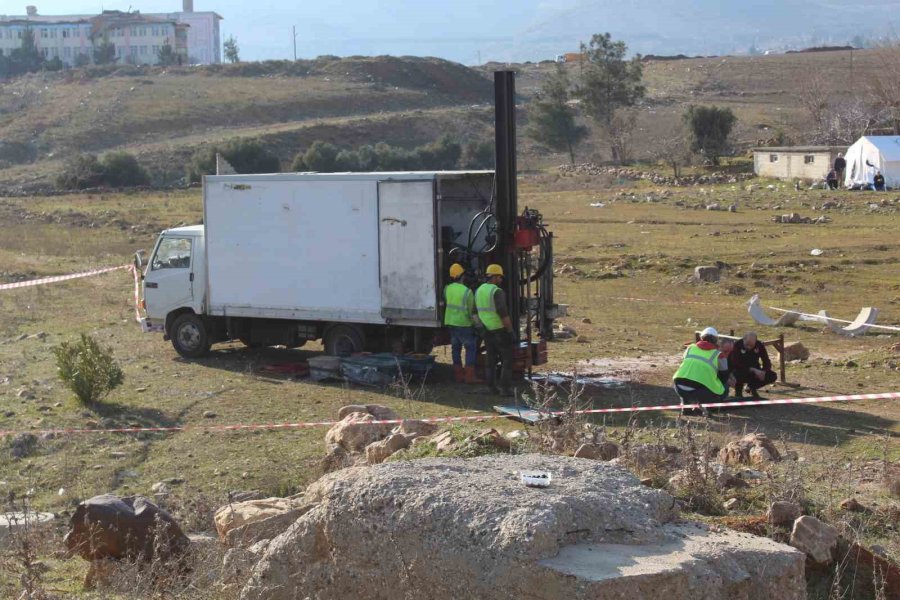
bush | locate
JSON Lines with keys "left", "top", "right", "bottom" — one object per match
{"left": 415, "top": 134, "right": 462, "bottom": 170}
{"left": 187, "top": 138, "right": 281, "bottom": 183}
{"left": 56, "top": 152, "right": 148, "bottom": 190}
{"left": 52, "top": 334, "right": 124, "bottom": 406}
{"left": 100, "top": 151, "right": 149, "bottom": 187}
{"left": 461, "top": 139, "right": 494, "bottom": 169}
{"left": 56, "top": 154, "right": 105, "bottom": 189}
{"left": 301, "top": 141, "right": 339, "bottom": 172}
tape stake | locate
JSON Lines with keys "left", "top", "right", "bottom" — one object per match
{"left": 0, "top": 391, "right": 896, "bottom": 439}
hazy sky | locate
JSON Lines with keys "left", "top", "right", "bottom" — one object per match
{"left": 0, "top": 0, "right": 573, "bottom": 63}
{"left": 2, "top": 1, "right": 897, "bottom": 63}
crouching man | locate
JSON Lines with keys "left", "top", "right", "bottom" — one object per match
{"left": 731, "top": 331, "right": 777, "bottom": 398}
{"left": 673, "top": 327, "right": 732, "bottom": 414}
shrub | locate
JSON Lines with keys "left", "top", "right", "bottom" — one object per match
{"left": 56, "top": 152, "right": 148, "bottom": 189}
{"left": 290, "top": 153, "right": 307, "bottom": 172}
{"left": 301, "top": 141, "right": 340, "bottom": 172}
{"left": 335, "top": 149, "right": 360, "bottom": 171}
{"left": 461, "top": 139, "right": 494, "bottom": 169}
{"left": 100, "top": 151, "right": 149, "bottom": 187}
{"left": 56, "top": 154, "right": 105, "bottom": 190}
{"left": 187, "top": 138, "right": 281, "bottom": 182}
{"left": 52, "top": 334, "right": 124, "bottom": 406}
{"left": 415, "top": 134, "right": 462, "bottom": 170}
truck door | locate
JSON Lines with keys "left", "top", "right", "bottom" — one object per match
{"left": 377, "top": 180, "right": 438, "bottom": 324}
{"left": 143, "top": 236, "right": 195, "bottom": 321}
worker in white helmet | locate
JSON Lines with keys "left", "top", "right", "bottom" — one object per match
{"left": 672, "top": 327, "right": 733, "bottom": 414}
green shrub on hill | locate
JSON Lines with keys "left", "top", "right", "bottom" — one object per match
{"left": 187, "top": 138, "right": 281, "bottom": 182}
{"left": 56, "top": 152, "right": 149, "bottom": 190}
{"left": 291, "top": 136, "right": 477, "bottom": 173}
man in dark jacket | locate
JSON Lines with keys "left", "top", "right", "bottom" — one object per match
{"left": 833, "top": 153, "right": 846, "bottom": 187}
{"left": 874, "top": 171, "right": 886, "bottom": 191}
{"left": 731, "top": 332, "right": 777, "bottom": 398}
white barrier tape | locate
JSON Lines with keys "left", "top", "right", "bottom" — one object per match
{"left": 612, "top": 296, "right": 715, "bottom": 306}
{"left": 0, "top": 265, "right": 129, "bottom": 291}
{"left": 1, "top": 391, "right": 897, "bottom": 438}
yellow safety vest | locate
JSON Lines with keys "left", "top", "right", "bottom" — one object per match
{"left": 444, "top": 282, "right": 474, "bottom": 327}
{"left": 475, "top": 283, "right": 504, "bottom": 331}
{"left": 673, "top": 344, "right": 724, "bottom": 394}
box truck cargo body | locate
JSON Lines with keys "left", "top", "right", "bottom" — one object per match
{"left": 140, "top": 171, "right": 495, "bottom": 357}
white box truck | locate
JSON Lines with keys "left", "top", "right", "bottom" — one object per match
{"left": 138, "top": 171, "right": 499, "bottom": 358}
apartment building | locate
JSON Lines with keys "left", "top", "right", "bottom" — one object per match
{"left": 0, "top": 2, "right": 221, "bottom": 66}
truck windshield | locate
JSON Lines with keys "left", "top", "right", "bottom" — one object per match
{"left": 152, "top": 237, "right": 192, "bottom": 270}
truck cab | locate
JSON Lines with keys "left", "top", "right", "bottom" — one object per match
{"left": 141, "top": 225, "right": 208, "bottom": 355}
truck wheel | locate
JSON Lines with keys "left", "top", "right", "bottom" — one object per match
{"left": 323, "top": 325, "right": 365, "bottom": 357}
{"left": 171, "top": 314, "right": 211, "bottom": 358}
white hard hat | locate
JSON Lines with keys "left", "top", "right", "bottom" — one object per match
{"left": 700, "top": 326, "right": 719, "bottom": 338}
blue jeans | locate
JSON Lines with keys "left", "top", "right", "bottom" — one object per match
{"left": 449, "top": 326, "right": 478, "bottom": 367}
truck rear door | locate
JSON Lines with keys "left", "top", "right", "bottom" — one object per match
{"left": 377, "top": 180, "right": 438, "bottom": 324}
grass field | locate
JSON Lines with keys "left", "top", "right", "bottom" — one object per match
{"left": 0, "top": 172, "right": 898, "bottom": 597}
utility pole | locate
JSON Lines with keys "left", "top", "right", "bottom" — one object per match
{"left": 292, "top": 25, "right": 297, "bottom": 61}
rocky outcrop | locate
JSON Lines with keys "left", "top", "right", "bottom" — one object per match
{"left": 240, "top": 454, "right": 805, "bottom": 600}
{"left": 780, "top": 342, "right": 810, "bottom": 362}
{"left": 767, "top": 501, "right": 802, "bottom": 526}
{"left": 214, "top": 496, "right": 312, "bottom": 548}
{"left": 718, "top": 433, "right": 781, "bottom": 466}
{"left": 790, "top": 516, "right": 839, "bottom": 566}
{"left": 693, "top": 265, "right": 721, "bottom": 283}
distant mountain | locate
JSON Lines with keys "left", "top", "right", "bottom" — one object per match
{"left": 485, "top": 0, "right": 900, "bottom": 61}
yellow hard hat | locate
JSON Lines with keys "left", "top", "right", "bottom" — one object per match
{"left": 486, "top": 264, "right": 504, "bottom": 277}
{"left": 449, "top": 263, "right": 465, "bottom": 279}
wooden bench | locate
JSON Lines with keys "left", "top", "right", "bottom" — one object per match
{"left": 693, "top": 330, "right": 791, "bottom": 385}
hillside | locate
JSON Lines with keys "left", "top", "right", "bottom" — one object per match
{"left": 0, "top": 48, "right": 897, "bottom": 192}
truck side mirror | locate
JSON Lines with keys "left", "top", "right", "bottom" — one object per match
{"left": 134, "top": 250, "right": 146, "bottom": 278}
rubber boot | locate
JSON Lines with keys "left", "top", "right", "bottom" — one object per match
{"left": 734, "top": 384, "right": 744, "bottom": 399}
{"left": 453, "top": 366, "right": 465, "bottom": 383}
{"left": 464, "top": 366, "right": 484, "bottom": 384}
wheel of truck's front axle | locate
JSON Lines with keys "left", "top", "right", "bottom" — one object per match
{"left": 171, "top": 314, "right": 211, "bottom": 358}
{"left": 323, "top": 324, "right": 365, "bottom": 357}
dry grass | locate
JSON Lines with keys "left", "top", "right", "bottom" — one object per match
{"left": 0, "top": 171, "right": 897, "bottom": 597}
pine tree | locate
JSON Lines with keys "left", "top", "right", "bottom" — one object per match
{"left": 526, "top": 66, "right": 588, "bottom": 165}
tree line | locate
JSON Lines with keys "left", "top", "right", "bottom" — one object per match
{"left": 56, "top": 136, "right": 494, "bottom": 190}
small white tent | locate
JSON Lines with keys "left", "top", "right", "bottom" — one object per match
{"left": 843, "top": 135, "right": 900, "bottom": 189}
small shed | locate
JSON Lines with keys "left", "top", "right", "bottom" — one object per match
{"left": 752, "top": 146, "right": 843, "bottom": 181}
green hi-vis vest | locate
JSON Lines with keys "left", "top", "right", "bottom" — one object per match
{"left": 475, "top": 283, "right": 504, "bottom": 331}
{"left": 673, "top": 344, "right": 724, "bottom": 394}
{"left": 444, "top": 282, "right": 474, "bottom": 327}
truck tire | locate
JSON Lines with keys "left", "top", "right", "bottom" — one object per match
{"left": 171, "top": 314, "right": 211, "bottom": 358}
{"left": 323, "top": 325, "right": 365, "bottom": 357}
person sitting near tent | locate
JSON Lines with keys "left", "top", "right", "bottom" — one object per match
{"left": 673, "top": 327, "right": 733, "bottom": 413}
{"left": 826, "top": 169, "right": 839, "bottom": 190}
{"left": 730, "top": 332, "right": 777, "bottom": 399}
{"left": 874, "top": 171, "right": 886, "bottom": 191}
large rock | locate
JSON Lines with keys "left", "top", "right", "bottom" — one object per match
{"left": 693, "top": 265, "right": 721, "bottom": 283}
{"left": 779, "top": 342, "right": 810, "bottom": 362}
{"left": 240, "top": 454, "right": 805, "bottom": 600}
{"left": 365, "top": 433, "right": 416, "bottom": 465}
{"left": 790, "top": 516, "right": 838, "bottom": 565}
{"left": 767, "top": 501, "right": 802, "bottom": 526}
{"left": 65, "top": 494, "right": 189, "bottom": 589}
{"left": 336, "top": 404, "right": 399, "bottom": 422}
{"left": 215, "top": 496, "right": 311, "bottom": 548}
{"left": 719, "top": 433, "right": 781, "bottom": 466}
{"left": 324, "top": 412, "right": 392, "bottom": 454}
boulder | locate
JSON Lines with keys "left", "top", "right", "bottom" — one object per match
{"left": 214, "top": 496, "right": 310, "bottom": 548}
{"left": 9, "top": 433, "right": 37, "bottom": 459}
{"left": 394, "top": 419, "right": 438, "bottom": 438}
{"left": 65, "top": 495, "right": 189, "bottom": 577}
{"left": 779, "top": 342, "right": 810, "bottom": 362}
{"left": 240, "top": 454, "right": 806, "bottom": 600}
{"left": 693, "top": 265, "right": 721, "bottom": 283}
{"left": 573, "top": 441, "right": 619, "bottom": 461}
{"left": 790, "top": 516, "right": 838, "bottom": 566}
{"left": 365, "top": 433, "right": 416, "bottom": 465}
{"left": 838, "top": 497, "right": 866, "bottom": 513}
{"left": 324, "top": 413, "right": 392, "bottom": 454}
{"left": 336, "top": 404, "right": 399, "bottom": 422}
{"left": 718, "top": 433, "right": 781, "bottom": 466}
{"left": 767, "top": 501, "right": 802, "bottom": 526}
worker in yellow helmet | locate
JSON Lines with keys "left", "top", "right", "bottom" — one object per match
{"left": 475, "top": 264, "right": 514, "bottom": 396}
{"left": 444, "top": 263, "right": 481, "bottom": 384}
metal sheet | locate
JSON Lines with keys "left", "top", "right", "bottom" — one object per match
{"left": 377, "top": 180, "right": 438, "bottom": 323}
{"left": 205, "top": 178, "right": 383, "bottom": 321}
